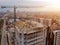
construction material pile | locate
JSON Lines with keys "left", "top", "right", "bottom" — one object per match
{"left": 15, "top": 20, "right": 44, "bottom": 33}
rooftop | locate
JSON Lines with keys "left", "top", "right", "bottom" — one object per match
{"left": 15, "top": 20, "right": 45, "bottom": 34}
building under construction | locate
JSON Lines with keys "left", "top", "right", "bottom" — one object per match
{"left": 1, "top": 20, "right": 47, "bottom": 45}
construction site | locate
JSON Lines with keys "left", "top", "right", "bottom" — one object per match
{"left": 1, "top": 2, "right": 60, "bottom": 45}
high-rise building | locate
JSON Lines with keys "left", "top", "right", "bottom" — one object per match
{"left": 1, "top": 20, "right": 47, "bottom": 45}
{"left": 53, "top": 30, "right": 60, "bottom": 45}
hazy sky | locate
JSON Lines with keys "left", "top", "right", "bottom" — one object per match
{"left": 0, "top": 0, "right": 60, "bottom": 12}
{"left": 0, "top": 0, "right": 60, "bottom": 6}
{"left": 0, "top": 0, "right": 48, "bottom": 6}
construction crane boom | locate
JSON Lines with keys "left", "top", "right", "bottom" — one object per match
{"left": 1, "top": 5, "right": 43, "bottom": 8}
